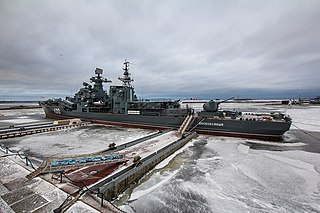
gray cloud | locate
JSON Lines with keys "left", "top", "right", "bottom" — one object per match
{"left": 0, "top": 0, "right": 319, "bottom": 101}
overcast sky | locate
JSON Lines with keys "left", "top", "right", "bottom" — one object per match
{"left": 0, "top": 0, "right": 319, "bottom": 101}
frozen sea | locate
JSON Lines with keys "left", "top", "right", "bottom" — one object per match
{"left": 0, "top": 102, "right": 320, "bottom": 213}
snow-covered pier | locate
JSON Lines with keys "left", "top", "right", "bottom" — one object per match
{"left": 43, "top": 130, "right": 197, "bottom": 211}
{"left": 90, "top": 131, "right": 197, "bottom": 200}
{"left": 0, "top": 120, "right": 197, "bottom": 212}
{"left": 0, "top": 120, "right": 90, "bottom": 139}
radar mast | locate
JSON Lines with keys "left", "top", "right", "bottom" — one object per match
{"left": 118, "top": 60, "right": 134, "bottom": 87}
{"left": 89, "top": 68, "right": 112, "bottom": 95}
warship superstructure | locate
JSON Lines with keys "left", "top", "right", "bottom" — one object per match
{"left": 40, "top": 61, "right": 292, "bottom": 140}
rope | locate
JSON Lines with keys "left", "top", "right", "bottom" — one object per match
{"left": 0, "top": 144, "right": 36, "bottom": 169}
{"left": 292, "top": 123, "right": 320, "bottom": 142}
{"left": 293, "top": 121, "right": 320, "bottom": 127}
{"left": 55, "top": 172, "right": 126, "bottom": 213}
{"left": 54, "top": 190, "right": 78, "bottom": 212}
{"left": 1, "top": 144, "right": 125, "bottom": 212}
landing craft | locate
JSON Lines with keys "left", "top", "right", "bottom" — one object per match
{"left": 40, "top": 61, "right": 291, "bottom": 141}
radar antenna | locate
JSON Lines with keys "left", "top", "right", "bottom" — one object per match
{"left": 90, "top": 68, "right": 112, "bottom": 83}
{"left": 118, "top": 60, "right": 134, "bottom": 87}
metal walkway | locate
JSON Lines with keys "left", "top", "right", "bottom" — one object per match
{"left": 0, "top": 122, "right": 90, "bottom": 139}
{"left": 100, "top": 129, "right": 172, "bottom": 153}
{"left": 178, "top": 114, "right": 195, "bottom": 135}
{"left": 27, "top": 152, "right": 126, "bottom": 179}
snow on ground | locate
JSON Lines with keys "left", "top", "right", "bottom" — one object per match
{"left": 124, "top": 131, "right": 180, "bottom": 160}
{"left": 1, "top": 125, "right": 154, "bottom": 157}
{"left": 0, "top": 156, "right": 100, "bottom": 212}
{"left": 1, "top": 102, "right": 320, "bottom": 212}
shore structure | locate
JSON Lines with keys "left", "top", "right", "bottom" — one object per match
{"left": 0, "top": 120, "right": 197, "bottom": 212}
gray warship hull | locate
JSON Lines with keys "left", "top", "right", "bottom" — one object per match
{"left": 40, "top": 61, "right": 291, "bottom": 141}
{"left": 40, "top": 103, "right": 291, "bottom": 141}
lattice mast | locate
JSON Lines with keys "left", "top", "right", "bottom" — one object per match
{"left": 118, "top": 60, "right": 134, "bottom": 87}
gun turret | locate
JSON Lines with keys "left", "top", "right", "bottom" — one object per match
{"left": 203, "top": 97, "right": 234, "bottom": 112}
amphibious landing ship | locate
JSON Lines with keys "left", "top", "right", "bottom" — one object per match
{"left": 40, "top": 61, "right": 291, "bottom": 140}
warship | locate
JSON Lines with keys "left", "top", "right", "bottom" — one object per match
{"left": 40, "top": 61, "right": 292, "bottom": 140}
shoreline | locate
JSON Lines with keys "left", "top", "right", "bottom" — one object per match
{"left": 0, "top": 105, "right": 42, "bottom": 111}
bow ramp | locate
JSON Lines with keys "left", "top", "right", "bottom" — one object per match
{"left": 26, "top": 152, "right": 126, "bottom": 179}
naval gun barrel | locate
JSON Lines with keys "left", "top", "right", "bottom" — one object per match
{"left": 218, "top": 97, "right": 234, "bottom": 104}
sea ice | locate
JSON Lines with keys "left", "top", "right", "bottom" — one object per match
{"left": 287, "top": 106, "right": 320, "bottom": 132}
{"left": 129, "top": 169, "right": 180, "bottom": 201}
{"left": 0, "top": 108, "right": 43, "bottom": 117}
{"left": 124, "top": 133, "right": 320, "bottom": 212}
{"left": 237, "top": 144, "right": 250, "bottom": 154}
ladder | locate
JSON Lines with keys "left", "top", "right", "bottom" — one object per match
{"left": 178, "top": 114, "right": 194, "bottom": 135}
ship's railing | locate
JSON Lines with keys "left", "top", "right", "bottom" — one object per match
{"left": 136, "top": 98, "right": 174, "bottom": 102}
{"left": 26, "top": 153, "right": 127, "bottom": 179}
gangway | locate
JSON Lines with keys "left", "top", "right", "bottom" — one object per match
{"left": 178, "top": 114, "right": 191, "bottom": 133}
{"left": 26, "top": 152, "right": 126, "bottom": 179}
{"left": 178, "top": 114, "right": 195, "bottom": 135}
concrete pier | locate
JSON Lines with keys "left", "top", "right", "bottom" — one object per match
{"left": 93, "top": 132, "right": 197, "bottom": 200}
{"left": 0, "top": 121, "right": 90, "bottom": 140}
{"left": 0, "top": 154, "right": 100, "bottom": 212}
{"left": 42, "top": 131, "right": 197, "bottom": 212}
{"left": 1, "top": 119, "right": 198, "bottom": 211}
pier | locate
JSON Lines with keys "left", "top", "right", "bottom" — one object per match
{"left": 0, "top": 119, "right": 90, "bottom": 139}
{"left": 0, "top": 118, "right": 198, "bottom": 212}
{"left": 44, "top": 130, "right": 197, "bottom": 212}
{"left": 91, "top": 131, "right": 197, "bottom": 199}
